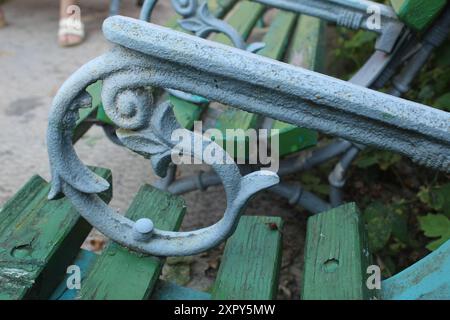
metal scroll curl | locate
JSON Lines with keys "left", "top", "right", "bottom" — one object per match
{"left": 47, "top": 47, "right": 279, "bottom": 256}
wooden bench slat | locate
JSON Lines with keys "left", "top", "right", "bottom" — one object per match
{"left": 173, "top": 0, "right": 266, "bottom": 132}
{"left": 0, "top": 167, "right": 112, "bottom": 300}
{"left": 301, "top": 203, "right": 376, "bottom": 300}
{"left": 382, "top": 240, "right": 450, "bottom": 300}
{"left": 272, "top": 15, "right": 325, "bottom": 157}
{"left": 72, "top": 81, "right": 104, "bottom": 142}
{"left": 151, "top": 280, "right": 212, "bottom": 300}
{"left": 169, "top": 0, "right": 241, "bottom": 129}
{"left": 212, "top": 216, "right": 283, "bottom": 300}
{"left": 78, "top": 185, "right": 186, "bottom": 300}
{"left": 50, "top": 249, "right": 97, "bottom": 300}
{"left": 390, "top": 0, "right": 446, "bottom": 31}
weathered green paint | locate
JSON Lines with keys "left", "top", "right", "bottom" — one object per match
{"left": 166, "top": 0, "right": 240, "bottom": 126}
{"left": 212, "top": 216, "right": 283, "bottom": 300}
{"left": 171, "top": 1, "right": 266, "bottom": 134}
{"left": 95, "top": 1, "right": 238, "bottom": 127}
{"left": 207, "top": 0, "right": 238, "bottom": 18}
{"left": 78, "top": 185, "right": 186, "bottom": 300}
{"left": 390, "top": 0, "right": 446, "bottom": 31}
{"left": 71, "top": 81, "right": 105, "bottom": 142}
{"left": 286, "top": 15, "right": 326, "bottom": 72}
{"left": 271, "top": 122, "right": 318, "bottom": 156}
{"left": 165, "top": 0, "right": 238, "bottom": 30}
{"left": 88, "top": 81, "right": 113, "bottom": 127}
{"left": 171, "top": 95, "right": 206, "bottom": 130}
{"left": 212, "top": 1, "right": 265, "bottom": 45}
{"left": 151, "top": 280, "right": 212, "bottom": 300}
{"left": 0, "top": 167, "right": 112, "bottom": 300}
{"left": 302, "top": 203, "right": 377, "bottom": 300}
{"left": 271, "top": 14, "right": 325, "bottom": 156}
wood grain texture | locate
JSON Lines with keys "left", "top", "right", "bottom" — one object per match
{"left": 390, "top": 0, "right": 446, "bottom": 30}
{"left": 0, "top": 167, "right": 112, "bottom": 300}
{"left": 302, "top": 203, "right": 377, "bottom": 300}
{"left": 212, "top": 216, "right": 283, "bottom": 300}
{"left": 78, "top": 185, "right": 186, "bottom": 300}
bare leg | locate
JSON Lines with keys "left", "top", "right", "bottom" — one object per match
{"left": 0, "top": 7, "right": 6, "bottom": 28}
{"left": 59, "top": 0, "right": 84, "bottom": 47}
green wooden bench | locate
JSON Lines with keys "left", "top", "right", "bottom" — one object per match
{"left": 1, "top": 0, "right": 449, "bottom": 301}
{"left": 391, "top": 0, "right": 447, "bottom": 31}
{"left": 2, "top": 172, "right": 448, "bottom": 300}
{"left": 1, "top": 0, "right": 323, "bottom": 301}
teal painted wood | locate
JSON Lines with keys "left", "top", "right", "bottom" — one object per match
{"left": 151, "top": 281, "right": 211, "bottom": 300}
{"left": 382, "top": 240, "right": 450, "bottom": 300}
{"left": 302, "top": 203, "right": 377, "bottom": 300}
{"left": 0, "top": 167, "right": 112, "bottom": 300}
{"left": 212, "top": 216, "right": 283, "bottom": 300}
{"left": 50, "top": 249, "right": 97, "bottom": 300}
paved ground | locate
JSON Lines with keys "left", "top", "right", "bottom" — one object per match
{"left": 0, "top": 0, "right": 308, "bottom": 298}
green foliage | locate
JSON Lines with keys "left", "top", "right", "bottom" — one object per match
{"left": 329, "top": 13, "right": 450, "bottom": 275}
{"left": 417, "top": 183, "right": 450, "bottom": 250}
{"left": 418, "top": 183, "right": 450, "bottom": 217}
{"left": 300, "top": 172, "right": 329, "bottom": 196}
{"left": 404, "top": 37, "right": 450, "bottom": 110}
{"left": 355, "top": 149, "right": 402, "bottom": 171}
{"left": 363, "top": 201, "right": 409, "bottom": 252}
{"left": 418, "top": 214, "right": 450, "bottom": 251}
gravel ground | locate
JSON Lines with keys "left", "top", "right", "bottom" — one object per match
{"left": 0, "top": 0, "right": 309, "bottom": 299}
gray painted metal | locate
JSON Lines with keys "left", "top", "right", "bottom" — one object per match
{"left": 139, "top": 0, "right": 264, "bottom": 104}
{"left": 47, "top": 17, "right": 450, "bottom": 256}
{"left": 328, "top": 6, "right": 450, "bottom": 206}
{"left": 250, "top": 0, "right": 404, "bottom": 52}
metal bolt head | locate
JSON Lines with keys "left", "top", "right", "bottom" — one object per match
{"left": 132, "top": 218, "right": 154, "bottom": 241}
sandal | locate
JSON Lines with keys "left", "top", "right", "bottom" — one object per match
{"left": 58, "top": 17, "right": 85, "bottom": 47}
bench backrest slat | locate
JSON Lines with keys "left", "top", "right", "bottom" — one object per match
{"left": 212, "top": 216, "right": 283, "bottom": 300}
{"left": 78, "top": 185, "right": 186, "bottom": 300}
{"left": 0, "top": 167, "right": 112, "bottom": 300}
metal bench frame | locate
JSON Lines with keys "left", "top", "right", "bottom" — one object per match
{"left": 46, "top": 0, "right": 450, "bottom": 256}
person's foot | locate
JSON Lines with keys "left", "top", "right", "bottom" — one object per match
{"left": 0, "top": 8, "right": 7, "bottom": 28}
{"left": 58, "top": 17, "right": 85, "bottom": 47}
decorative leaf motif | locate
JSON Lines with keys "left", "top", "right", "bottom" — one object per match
{"left": 178, "top": 18, "right": 204, "bottom": 32}
{"left": 418, "top": 214, "right": 450, "bottom": 251}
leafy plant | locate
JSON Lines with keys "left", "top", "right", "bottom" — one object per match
{"left": 328, "top": 16, "right": 450, "bottom": 274}
{"left": 363, "top": 201, "right": 409, "bottom": 252}
{"left": 418, "top": 183, "right": 450, "bottom": 217}
{"left": 418, "top": 214, "right": 450, "bottom": 251}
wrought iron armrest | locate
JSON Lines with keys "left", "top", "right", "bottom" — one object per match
{"left": 47, "top": 17, "right": 449, "bottom": 256}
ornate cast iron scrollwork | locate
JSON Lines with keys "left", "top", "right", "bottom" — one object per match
{"left": 48, "top": 17, "right": 450, "bottom": 257}
{"left": 47, "top": 38, "right": 279, "bottom": 256}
